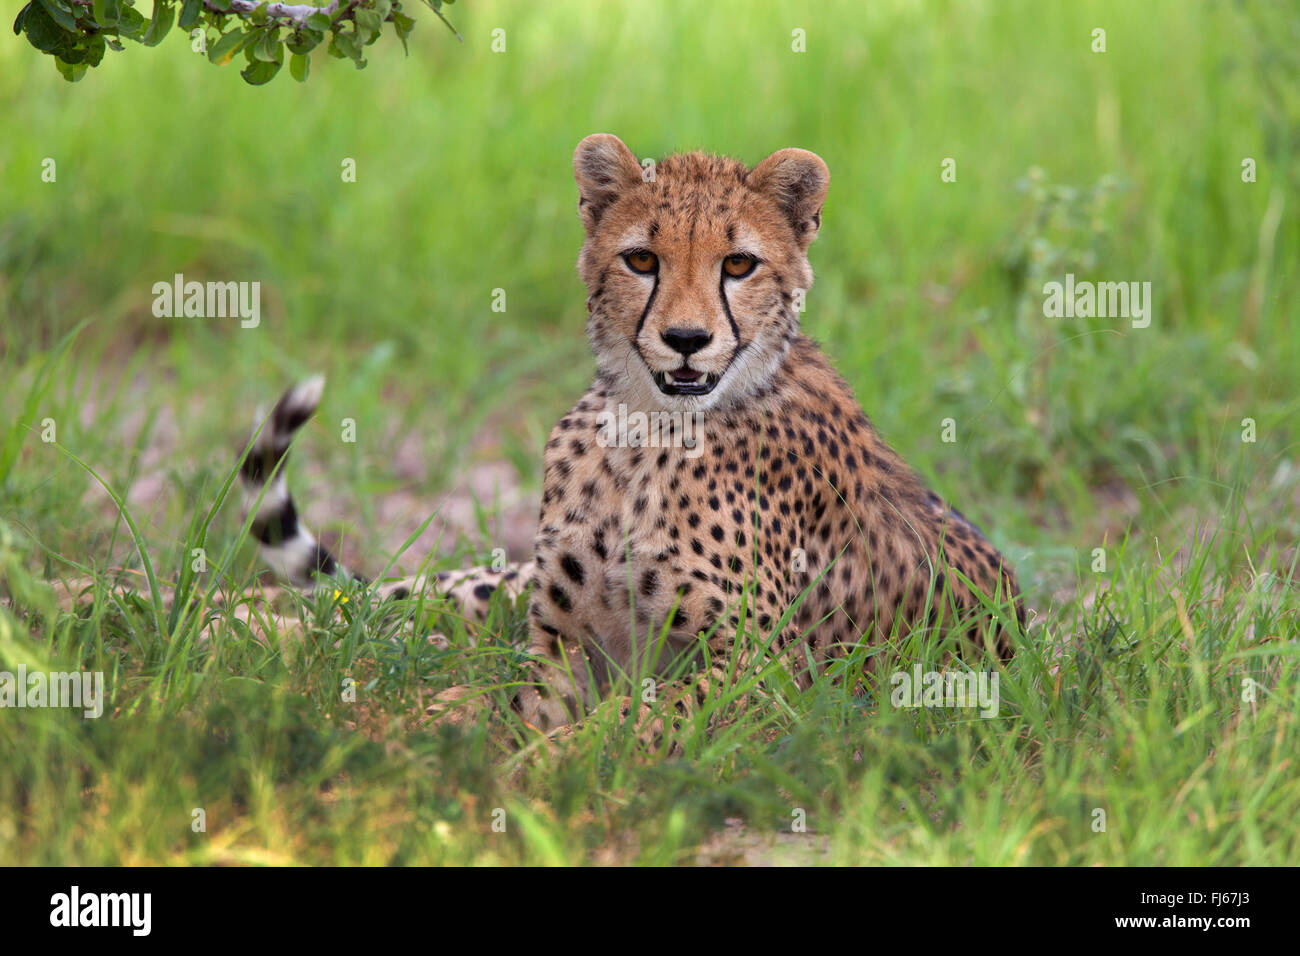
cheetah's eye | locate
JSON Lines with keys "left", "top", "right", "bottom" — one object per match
{"left": 623, "top": 250, "right": 659, "bottom": 275}
{"left": 722, "top": 254, "right": 758, "bottom": 279}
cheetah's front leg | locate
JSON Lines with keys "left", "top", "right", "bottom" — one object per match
{"left": 513, "top": 625, "right": 596, "bottom": 733}
{"left": 515, "top": 625, "right": 758, "bottom": 750}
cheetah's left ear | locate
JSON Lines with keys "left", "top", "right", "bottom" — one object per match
{"left": 747, "top": 148, "right": 829, "bottom": 245}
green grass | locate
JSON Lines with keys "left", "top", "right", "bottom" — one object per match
{"left": 1, "top": 0, "right": 1297, "bottom": 864}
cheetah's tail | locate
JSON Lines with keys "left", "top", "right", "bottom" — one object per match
{"left": 238, "top": 376, "right": 351, "bottom": 588}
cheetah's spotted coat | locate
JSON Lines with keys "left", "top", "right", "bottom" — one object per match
{"left": 239, "top": 135, "right": 1024, "bottom": 735}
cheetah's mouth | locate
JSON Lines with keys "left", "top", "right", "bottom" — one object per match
{"left": 655, "top": 366, "right": 721, "bottom": 396}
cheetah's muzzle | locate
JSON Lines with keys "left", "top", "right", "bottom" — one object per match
{"left": 655, "top": 366, "right": 721, "bottom": 396}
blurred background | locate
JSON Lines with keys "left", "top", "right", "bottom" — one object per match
{"left": 1, "top": 0, "right": 1297, "bottom": 609}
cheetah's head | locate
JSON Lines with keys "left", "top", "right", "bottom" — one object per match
{"left": 573, "top": 134, "right": 828, "bottom": 412}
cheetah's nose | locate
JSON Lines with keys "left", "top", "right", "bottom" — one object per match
{"left": 661, "top": 327, "right": 713, "bottom": 357}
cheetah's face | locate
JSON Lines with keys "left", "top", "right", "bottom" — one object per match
{"left": 573, "top": 134, "right": 829, "bottom": 412}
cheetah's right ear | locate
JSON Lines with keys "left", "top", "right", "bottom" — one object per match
{"left": 573, "top": 134, "right": 643, "bottom": 231}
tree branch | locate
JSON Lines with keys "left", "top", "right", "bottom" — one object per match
{"left": 217, "top": 1, "right": 341, "bottom": 25}
{"left": 67, "top": 0, "right": 354, "bottom": 28}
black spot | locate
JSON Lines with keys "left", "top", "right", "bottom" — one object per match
{"left": 560, "top": 554, "right": 586, "bottom": 585}
{"left": 253, "top": 498, "right": 299, "bottom": 546}
{"left": 314, "top": 545, "right": 337, "bottom": 577}
{"left": 548, "top": 584, "right": 573, "bottom": 613}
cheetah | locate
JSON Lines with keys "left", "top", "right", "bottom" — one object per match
{"left": 239, "top": 134, "right": 1024, "bottom": 735}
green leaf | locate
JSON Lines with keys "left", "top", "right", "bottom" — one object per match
{"left": 333, "top": 29, "right": 360, "bottom": 60}
{"left": 208, "top": 26, "right": 250, "bottom": 64}
{"left": 177, "top": 0, "right": 201, "bottom": 29}
{"left": 289, "top": 50, "right": 309, "bottom": 82}
{"left": 253, "top": 26, "right": 282, "bottom": 62}
{"left": 92, "top": 0, "right": 120, "bottom": 29}
{"left": 116, "top": 4, "right": 146, "bottom": 39}
{"left": 354, "top": 8, "right": 382, "bottom": 43}
{"left": 240, "top": 57, "right": 281, "bottom": 85}
{"left": 392, "top": 11, "right": 414, "bottom": 55}
{"left": 141, "top": 1, "right": 174, "bottom": 47}
{"left": 13, "top": 3, "right": 32, "bottom": 37}
{"left": 57, "top": 42, "right": 86, "bottom": 63}
{"left": 305, "top": 11, "right": 332, "bottom": 31}
{"left": 285, "top": 27, "right": 322, "bottom": 55}
{"left": 36, "top": 0, "right": 76, "bottom": 32}
{"left": 83, "top": 32, "right": 106, "bottom": 65}
{"left": 20, "top": 3, "right": 74, "bottom": 54}
{"left": 54, "top": 56, "right": 88, "bottom": 82}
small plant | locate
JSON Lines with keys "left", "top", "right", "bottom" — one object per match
{"left": 13, "top": 0, "right": 459, "bottom": 85}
